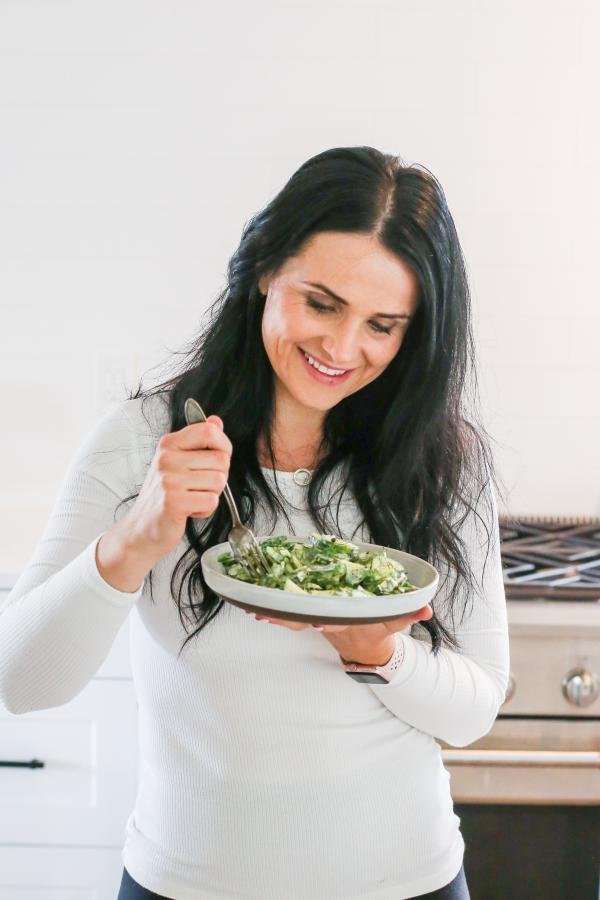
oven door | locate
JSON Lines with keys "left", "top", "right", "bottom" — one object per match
{"left": 441, "top": 717, "right": 600, "bottom": 805}
{"left": 440, "top": 718, "right": 600, "bottom": 900}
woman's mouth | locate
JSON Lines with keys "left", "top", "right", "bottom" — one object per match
{"left": 297, "top": 346, "right": 354, "bottom": 385}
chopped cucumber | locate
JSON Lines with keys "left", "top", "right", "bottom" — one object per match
{"left": 217, "top": 533, "right": 417, "bottom": 597}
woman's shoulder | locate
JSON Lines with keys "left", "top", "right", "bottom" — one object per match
{"left": 72, "top": 392, "right": 173, "bottom": 488}
{"left": 119, "top": 391, "right": 172, "bottom": 441}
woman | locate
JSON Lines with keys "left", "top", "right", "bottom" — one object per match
{"left": 0, "top": 146, "right": 509, "bottom": 899}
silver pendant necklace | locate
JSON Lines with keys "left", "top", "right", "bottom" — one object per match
{"left": 258, "top": 432, "right": 321, "bottom": 487}
{"left": 292, "top": 467, "right": 312, "bottom": 487}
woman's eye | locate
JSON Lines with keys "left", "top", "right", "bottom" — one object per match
{"left": 369, "top": 322, "right": 394, "bottom": 335}
{"left": 306, "top": 296, "right": 394, "bottom": 335}
{"left": 306, "top": 297, "right": 333, "bottom": 314}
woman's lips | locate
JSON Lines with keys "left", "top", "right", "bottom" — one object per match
{"left": 297, "top": 346, "right": 354, "bottom": 385}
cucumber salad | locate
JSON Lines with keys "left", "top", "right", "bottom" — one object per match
{"left": 217, "top": 533, "right": 417, "bottom": 597}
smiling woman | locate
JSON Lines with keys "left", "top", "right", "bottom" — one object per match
{"left": 120, "top": 145, "right": 499, "bottom": 660}
{"left": 258, "top": 230, "right": 420, "bottom": 461}
{"left": 0, "top": 146, "right": 507, "bottom": 900}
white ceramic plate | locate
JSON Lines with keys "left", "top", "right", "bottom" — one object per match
{"left": 201, "top": 535, "right": 440, "bottom": 624}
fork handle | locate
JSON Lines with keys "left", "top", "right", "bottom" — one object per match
{"left": 184, "top": 398, "right": 243, "bottom": 528}
{"left": 221, "top": 484, "right": 243, "bottom": 528}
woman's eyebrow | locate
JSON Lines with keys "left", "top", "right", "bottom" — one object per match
{"left": 301, "top": 281, "right": 412, "bottom": 319}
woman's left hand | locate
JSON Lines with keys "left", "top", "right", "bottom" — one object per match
{"left": 245, "top": 604, "right": 434, "bottom": 666}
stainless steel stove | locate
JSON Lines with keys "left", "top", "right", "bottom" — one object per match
{"left": 440, "top": 516, "right": 600, "bottom": 900}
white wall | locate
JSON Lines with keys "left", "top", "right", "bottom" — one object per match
{"left": 1, "top": 0, "right": 598, "bottom": 572}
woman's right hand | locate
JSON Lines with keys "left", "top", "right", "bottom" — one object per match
{"left": 120, "top": 414, "right": 233, "bottom": 564}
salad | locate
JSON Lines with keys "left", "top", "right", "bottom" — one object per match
{"left": 217, "top": 533, "right": 417, "bottom": 597}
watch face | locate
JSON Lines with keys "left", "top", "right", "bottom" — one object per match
{"left": 345, "top": 671, "right": 389, "bottom": 684}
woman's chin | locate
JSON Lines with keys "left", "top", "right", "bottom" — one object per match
{"left": 292, "top": 383, "right": 352, "bottom": 412}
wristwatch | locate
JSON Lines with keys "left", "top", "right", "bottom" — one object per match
{"left": 341, "top": 637, "right": 405, "bottom": 684}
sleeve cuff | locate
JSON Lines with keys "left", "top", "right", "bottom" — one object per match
{"left": 78, "top": 532, "right": 145, "bottom": 608}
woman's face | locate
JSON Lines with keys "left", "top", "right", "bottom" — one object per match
{"left": 259, "top": 231, "right": 420, "bottom": 416}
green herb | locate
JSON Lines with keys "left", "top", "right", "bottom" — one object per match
{"left": 217, "top": 533, "right": 417, "bottom": 597}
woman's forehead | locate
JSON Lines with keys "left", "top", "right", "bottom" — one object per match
{"left": 288, "top": 232, "right": 419, "bottom": 314}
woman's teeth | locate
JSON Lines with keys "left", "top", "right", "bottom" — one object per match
{"left": 303, "top": 351, "right": 347, "bottom": 376}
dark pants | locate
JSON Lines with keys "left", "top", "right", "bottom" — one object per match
{"left": 414, "top": 865, "right": 470, "bottom": 899}
{"left": 117, "top": 868, "right": 173, "bottom": 899}
{"left": 117, "top": 864, "right": 470, "bottom": 899}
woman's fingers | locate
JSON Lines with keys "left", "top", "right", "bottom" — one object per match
{"left": 253, "top": 614, "right": 308, "bottom": 630}
{"left": 243, "top": 606, "right": 434, "bottom": 633}
{"left": 245, "top": 611, "right": 347, "bottom": 632}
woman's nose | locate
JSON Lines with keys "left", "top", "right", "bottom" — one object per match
{"left": 320, "top": 321, "right": 361, "bottom": 366}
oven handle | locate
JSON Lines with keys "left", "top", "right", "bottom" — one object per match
{"left": 442, "top": 749, "right": 600, "bottom": 767}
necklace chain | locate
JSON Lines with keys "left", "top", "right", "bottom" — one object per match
{"left": 257, "top": 432, "right": 325, "bottom": 478}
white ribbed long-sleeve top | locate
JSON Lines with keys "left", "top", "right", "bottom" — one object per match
{"left": 0, "top": 393, "right": 509, "bottom": 900}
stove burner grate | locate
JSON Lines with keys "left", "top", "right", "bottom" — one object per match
{"left": 499, "top": 516, "right": 600, "bottom": 601}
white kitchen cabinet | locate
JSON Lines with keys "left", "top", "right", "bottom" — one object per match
{"left": 0, "top": 846, "right": 124, "bottom": 899}
{"left": 0, "top": 578, "right": 138, "bottom": 898}
{"left": 0, "top": 677, "right": 138, "bottom": 845}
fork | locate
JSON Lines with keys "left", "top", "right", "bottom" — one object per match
{"left": 184, "top": 398, "right": 270, "bottom": 579}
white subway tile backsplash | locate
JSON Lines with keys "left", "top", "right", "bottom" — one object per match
{"left": 474, "top": 315, "right": 599, "bottom": 373}
{"left": 474, "top": 61, "right": 578, "bottom": 117}
{"left": 471, "top": 264, "right": 591, "bottom": 319}
{"left": 459, "top": 209, "right": 576, "bottom": 267}
{"left": 1, "top": 0, "right": 600, "bottom": 566}
{"left": 0, "top": 205, "right": 213, "bottom": 260}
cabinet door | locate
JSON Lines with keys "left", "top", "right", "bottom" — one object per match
{"left": 0, "top": 845, "right": 124, "bottom": 900}
{"left": 0, "top": 680, "right": 138, "bottom": 846}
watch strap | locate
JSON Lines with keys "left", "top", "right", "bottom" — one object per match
{"left": 342, "top": 635, "right": 405, "bottom": 683}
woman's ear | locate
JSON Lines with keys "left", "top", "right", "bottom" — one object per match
{"left": 258, "top": 274, "right": 269, "bottom": 295}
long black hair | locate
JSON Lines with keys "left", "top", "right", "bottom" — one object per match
{"left": 119, "top": 145, "right": 505, "bottom": 657}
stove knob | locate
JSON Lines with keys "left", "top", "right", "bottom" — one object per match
{"left": 561, "top": 668, "right": 599, "bottom": 708}
{"left": 503, "top": 672, "right": 516, "bottom": 704}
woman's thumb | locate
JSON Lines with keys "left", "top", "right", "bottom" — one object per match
{"left": 207, "top": 415, "right": 223, "bottom": 429}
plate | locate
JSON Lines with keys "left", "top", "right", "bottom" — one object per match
{"left": 201, "top": 535, "right": 440, "bottom": 625}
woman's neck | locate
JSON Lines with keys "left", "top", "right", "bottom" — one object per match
{"left": 256, "top": 430, "right": 328, "bottom": 472}
{"left": 255, "top": 382, "right": 329, "bottom": 471}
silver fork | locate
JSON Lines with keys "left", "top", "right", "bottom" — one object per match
{"left": 184, "top": 398, "right": 270, "bottom": 579}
